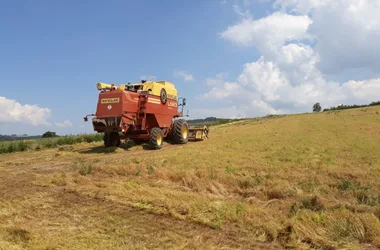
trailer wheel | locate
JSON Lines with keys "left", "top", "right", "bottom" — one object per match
{"left": 149, "top": 128, "right": 164, "bottom": 150}
{"left": 104, "top": 132, "right": 120, "bottom": 148}
{"left": 172, "top": 119, "right": 188, "bottom": 144}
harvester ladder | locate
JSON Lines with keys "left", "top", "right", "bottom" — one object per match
{"left": 136, "top": 93, "right": 148, "bottom": 130}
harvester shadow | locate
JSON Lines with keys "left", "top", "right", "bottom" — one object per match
{"left": 136, "top": 139, "right": 178, "bottom": 150}
{"left": 77, "top": 140, "right": 166, "bottom": 154}
{"left": 77, "top": 141, "right": 136, "bottom": 154}
{"left": 77, "top": 139, "right": 195, "bottom": 154}
{"left": 77, "top": 146, "right": 120, "bottom": 154}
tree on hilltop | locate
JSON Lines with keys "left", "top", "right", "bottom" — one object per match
{"left": 313, "top": 103, "right": 322, "bottom": 112}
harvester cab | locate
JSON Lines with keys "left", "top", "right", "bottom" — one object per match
{"left": 84, "top": 79, "right": 208, "bottom": 149}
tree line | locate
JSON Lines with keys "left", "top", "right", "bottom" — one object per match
{"left": 312, "top": 101, "right": 380, "bottom": 112}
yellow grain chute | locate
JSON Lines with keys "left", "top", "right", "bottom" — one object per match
{"left": 96, "top": 82, "right": 119, "bottom": 90}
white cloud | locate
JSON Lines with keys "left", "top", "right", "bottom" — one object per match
{"left": 220, "top": 12, "right": 312, "bottom": 51}
{"left": 233, "top": 4, "right": 252, "bottom": 19}
{"left": 191, "top": 106, "right": 249, "bottom": 119}
{"left": 273, "top": 0, "right": 331, "bottom": 15}
{"left": 206, "top": 73, "right": 228, "bottom": 86}
{"left": 203, "top": 81, "right": 245, "bottom": 100}
{"left": 307, "top": 0, "right": 380, "bottom": 75}
{"left": 55, "top": 120, "right": 73, "bottom": 128}
{"left": 271, "top": 0, "right": 380, "bottom": 75}
{"left": 140, "top": 76, "right": 156, "bottom": 81}
{"left": 174, "top": 71, "right": 195, "bottom": 81}
{"left": 201, "top": 57, "right": 380, "bottom": 116}
{"left": 200, "top": 1, "right": 380, "bottom": 118}
{"left": 0, "top": 96, "right": 52, "bottom": 126}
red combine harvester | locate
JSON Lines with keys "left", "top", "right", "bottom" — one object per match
{"left": 84, "top": 80, "right": 209, "bottom": 149}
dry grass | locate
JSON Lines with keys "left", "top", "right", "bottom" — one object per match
{"left": 1, "top": 107, "right": 380, "bottom": 249}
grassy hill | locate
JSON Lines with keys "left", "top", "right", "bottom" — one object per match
{"left": 0, "top": 107, "right": 379, "bottom": 249}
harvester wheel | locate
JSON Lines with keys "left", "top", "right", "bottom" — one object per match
{"left": 148, "top": 128, "right": 164, "bottom": 150}
{"left": 172, "top": 119, "right": 188, "bottom": 144}
{"left": 104, "top": 132, "right": 120, "bottom": 148}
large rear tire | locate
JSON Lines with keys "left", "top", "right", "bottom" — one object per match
{"left": 148, "top": 128, "right": 164, "bottom": 150}
{"left": 172, "top": 119, "right": 189, "bottom": 144}
{"left": 104, "top": 132, "right": 121, "bottom": 148}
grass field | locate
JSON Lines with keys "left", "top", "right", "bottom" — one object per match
{"left": 0, "top": 107, "right": 380, "bottom": 249}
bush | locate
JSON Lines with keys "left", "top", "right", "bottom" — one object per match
{"left": 338, "top": 180, "right": 353, "bottom": 191}
{"left": 42, "top": 131, "right": 57, "bottom": 138}
{"left": 300, "top": 196, "right": 325, "bottom": 211}
{"left": 78, "top": 164, "right": 93, "bottom": 176}
{"left": 16, "top": 140, "right": 29, "bottom": 152}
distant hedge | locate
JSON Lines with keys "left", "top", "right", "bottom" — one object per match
{"left": 0, "top": 133, "right": 103, "bottom": 154}
{"left": 188, "top": 118, "right": 245, "bottom": 127}
{"left": 323, "top": 101, "right": 380, "bottom": 112}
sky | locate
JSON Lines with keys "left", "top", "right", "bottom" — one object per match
{"left": 1, "top": 0, "right": 380, "bottom": 135}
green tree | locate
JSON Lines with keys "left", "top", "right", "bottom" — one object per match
{"left": 313, "top": 102, "right": 322, "bottom": 112}
{"left": 42, "top": 131, "right": 57, "bottom": 138}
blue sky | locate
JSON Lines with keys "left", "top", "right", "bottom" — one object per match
{"left": 1, "top": 0, "right": 380, "bottom": 135}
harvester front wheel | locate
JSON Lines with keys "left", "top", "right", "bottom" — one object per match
{"left": 104, "top": 132, "right": 121, "bottom": 148}
{"left": 149, "top": 128, "right": 164, "bottom": 150}
{"left": 172, "top": 119, "right": 188, "bottom": 144}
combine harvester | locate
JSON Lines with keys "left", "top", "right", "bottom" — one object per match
{"left": 84, "top": 80, "right": 209, "bottom": 149}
